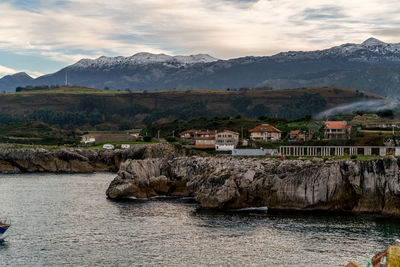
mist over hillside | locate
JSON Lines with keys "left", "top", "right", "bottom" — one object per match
{"left": 2, "top": 38, "right": 400, "bottom": 97}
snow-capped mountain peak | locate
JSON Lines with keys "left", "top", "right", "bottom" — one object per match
{"left": 361, "top": 37, "right": 386, "bottom": 46}
{"left": 70, "top": 52, "right": 219, "bottom": 69}
{"left": 272, "top": 37, "right": 400, "bottom": 62}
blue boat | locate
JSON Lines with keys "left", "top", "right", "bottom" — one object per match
{"left": 0, "top": 219, "right": 10, "bottom": 239}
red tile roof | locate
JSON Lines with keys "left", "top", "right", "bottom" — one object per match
{"left": 180, "top": 129, "right": 198, "bottom": 135}
{"left": 325, "top": 121, "right": 351, "bottom": 129}
{"left": 249, "top": 124, "right": 281, "bottom": 133}
{"left": 290, "top": 130, "right": 301, "bottom": 135}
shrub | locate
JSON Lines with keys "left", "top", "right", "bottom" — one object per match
{"left": 350, "top": 155, "right": 357, "bottom": 160}
{"left": 165, "top": 136, "right": 177, "bottom": 142}
{"left": 143, "top": 136, "right": 152, "bottom": 142}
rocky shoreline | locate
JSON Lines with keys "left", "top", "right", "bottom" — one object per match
{"left": 106, "top": 156, "right": 400, "bottom": 216}
{"left": 0, "top": 144, "right": 184, "bottom": 173}
{"left": 3, "top": 143, "right": 400, "bottom": 216}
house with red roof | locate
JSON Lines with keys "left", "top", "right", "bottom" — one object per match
{"left": 249, "top": 124, "right": 281, "bottom": 142}
{"left": 179, "top": 129, "right": 198, "bottom": 139}
{"left": 324, "top": 121, "right": 352, "bottom": 140}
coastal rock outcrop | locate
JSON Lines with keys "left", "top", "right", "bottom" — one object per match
{"left": 106, "top": 156, "right": 400, "bottom": 215}
{"left": 0, "top": 143, "right": 181, "bottom": 173}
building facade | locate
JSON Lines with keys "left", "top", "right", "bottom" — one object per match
{"left": 194, "top": 131, "right": 216, "bottom": 148}
{"left": 215, "top": 130, "right": 240, "bottom": 151}
{"left": 324, "top": 121, "right": 352, "bottom": 140}
{"left": 249, "top": 124, "right": 282, "bottom": 142}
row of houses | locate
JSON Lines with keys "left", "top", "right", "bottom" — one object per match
{"left": 80, "top": 121, "right": 352, "bottom": 149}
{"left": 180, "top": 121, "right": 352, "bottom": 150}
{"left": 180, "top": 125, "right": 284, "bottom": 149}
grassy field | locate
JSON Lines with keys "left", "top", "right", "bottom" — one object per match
{"left": 359, "top": 129, "right": 394, "bottom": 134}
{"left": 6, "top": 87, "right": 230, "bottom": 95}
{"left": 86, "top": 141, "right": 158, "bottom": 149}
{"left": 11, "top": 87, "right": 130, "bottom": 95}
{"left": 1, "top": 141, "right": 158, "bottom": 150}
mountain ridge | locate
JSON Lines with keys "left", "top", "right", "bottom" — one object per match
{"left": 0, "top": 72, "right": 33, "bottom": 91}
{"left": 3, "top": 37, "right": 400, "bottom": 96}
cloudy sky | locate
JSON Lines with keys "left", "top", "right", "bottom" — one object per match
{"left": 1, "top": 0, "right": 400, "bottom": 77}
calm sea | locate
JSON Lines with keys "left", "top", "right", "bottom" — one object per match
{"left": 0, "top": 173, "right": 399, "bottom": 266}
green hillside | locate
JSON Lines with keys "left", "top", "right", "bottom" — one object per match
{"left": 0, "top": 86, "right": 382, "bottom": 130}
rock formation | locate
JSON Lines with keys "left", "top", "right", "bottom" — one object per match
{"left": 0, "top": 143, "right": 188, "bottom": 173}
{"left": 106, "top": 156, "right": 400, "bottom": 215}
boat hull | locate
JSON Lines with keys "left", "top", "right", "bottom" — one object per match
{"left": 0, "top": 225, "right": 9, "bottom": 235}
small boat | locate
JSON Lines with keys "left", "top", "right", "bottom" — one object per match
{"left": 0, "top": 218, "right": 10, "bottom": 239}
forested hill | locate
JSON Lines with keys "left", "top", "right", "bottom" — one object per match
{"left": 0, "top": 86, "right": 382, "bottom": 130}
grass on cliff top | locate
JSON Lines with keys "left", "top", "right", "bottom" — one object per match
{"left": 11, "top": 87, "right": 130, "bottom": 95}
{"left": 2, "top": 141, "right": 158, "bottom": 150}
{"left": 86, "top": 141, "right": 158, "bottom": 150}
{"left": 6, "top": 143, "right": 72, "bottom": 150}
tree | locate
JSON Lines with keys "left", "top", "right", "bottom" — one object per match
{"left": 246, "top": 104, "right": 270, "bottom": 118}
{"left": 232, "top": 97, "right": 252, "bottom": 112}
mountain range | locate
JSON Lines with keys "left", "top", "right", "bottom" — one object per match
{"left": 3, "top": 37, "right": 400, "bottom": 96}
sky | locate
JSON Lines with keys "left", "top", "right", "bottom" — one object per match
{"left": 1, "top": 0, "right": 400, "bottom": 78}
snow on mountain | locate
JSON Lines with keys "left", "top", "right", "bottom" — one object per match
{"left": 6, "top": 37, "right": 400, "bottom": 96}
{"left": 69, "top": 38, "right": 400, "bottom": 71}
{"left": 71, "top": 52, "right": 219, "bottom": 69}
{"left": 272, "top": 37, "right": 400, "bottom": 62}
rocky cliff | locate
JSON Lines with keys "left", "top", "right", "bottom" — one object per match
{"left": 0, "top": 143, "right": 187, "bottom": 173}
{"left": 106, "top": 156, "right": 400, "bottom": 215}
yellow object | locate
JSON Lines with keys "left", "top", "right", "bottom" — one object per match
{"left": 387, "top": 245, "right": 400, "bottom": 267}
{"left": 349, "top": 261, "right": 363, "bottom": 267}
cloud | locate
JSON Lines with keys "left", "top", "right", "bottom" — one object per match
{"left": 0, "top": 65, "right": 19, "bottom": 77}
{"left": 302, "top": 6, "right": 347, "bottom": 20}
{"left": 1, "top": 0, "right": 400, "bottom": 73}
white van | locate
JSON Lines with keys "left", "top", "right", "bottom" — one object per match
{"left": 103, "top": 144, "right": 114, "bottom": 150}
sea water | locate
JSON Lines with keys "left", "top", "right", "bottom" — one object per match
{"left": 0, "top": 173, "right": 399, "bottom": 266}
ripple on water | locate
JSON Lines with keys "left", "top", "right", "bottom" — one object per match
{"left": 0, "top": 173, "right": 400, "bottom": 266}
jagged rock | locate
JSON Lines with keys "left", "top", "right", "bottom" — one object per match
{"left": 0, "top": 143, "right": 184, "bottom": 173}
{"left": 106, "top": 156, "right": 400, "bottom": 215}
{"left": 0, "top": 160, "right": 20, "bottom": 173}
